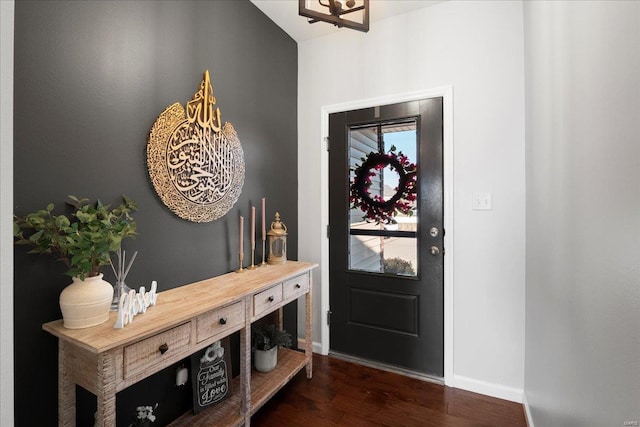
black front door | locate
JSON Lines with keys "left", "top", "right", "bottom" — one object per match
{"left": 328, "top": 98, "right": 444, "bottom": 376}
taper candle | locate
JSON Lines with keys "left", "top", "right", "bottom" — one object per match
{"left": 261, "top": 197, "right": 266, "bottom": 240}
{"left": 251, "top": 206, "right": 256, "bottom": 248}
{"left": 239, "top": 216, "right": 244, "bottom": 255}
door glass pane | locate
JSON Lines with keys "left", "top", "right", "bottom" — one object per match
{"left": 348, "top": 121, "right": 418, "bottom": 277}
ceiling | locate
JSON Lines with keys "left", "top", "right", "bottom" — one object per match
{"left": 249, "top": 0, "right": 443, "bottom": 43}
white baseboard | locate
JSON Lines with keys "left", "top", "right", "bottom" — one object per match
{"left": 453, "top": 375, "right": 524, "bottom": 403}
{"left": 523, "top": 393, "right": 535, "bottom": 427}
{"left": 297, "top": 338, "right": 324, "bottom": 355}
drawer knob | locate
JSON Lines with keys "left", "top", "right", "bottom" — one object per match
{"left": 295, "top": 283, "right": 301, "bottom": 289}
{"left": 219, "top": 317, "right": 227, "bottom": 325}
{"left": 159, "top": 343, "right": 169, "bottom": 355}
{"left": 268, "top": 296, "right": 274, "bottom": 302}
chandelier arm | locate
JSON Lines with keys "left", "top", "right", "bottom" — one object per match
{"left": 339, "top": 6, "right": 364, "bottom": 15}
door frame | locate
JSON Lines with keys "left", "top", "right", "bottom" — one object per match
{"left": 319, "top": 86, "right": 454, "bottom": 385}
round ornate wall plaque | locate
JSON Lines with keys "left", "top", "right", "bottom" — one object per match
{"left": 147, "top": 71, "right": 245, "bottom": 222}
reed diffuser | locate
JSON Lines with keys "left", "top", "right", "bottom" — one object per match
{"left": 109, "top": 248, "right": 137, "bottom": 311}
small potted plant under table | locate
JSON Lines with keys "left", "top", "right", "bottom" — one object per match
{"left": 252, "top": 324, "right": 292, "bottom": 373}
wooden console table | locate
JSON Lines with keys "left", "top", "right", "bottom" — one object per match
{"left": 43, "top": 261, "right": 317, "bottom": 427}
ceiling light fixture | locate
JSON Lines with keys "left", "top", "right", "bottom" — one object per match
{"left": 299, "top": 0, "right": 369, "bottom": 33}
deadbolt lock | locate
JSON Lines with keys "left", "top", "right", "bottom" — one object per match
{"left": 429, "top": 227, "right": 439, "bottom": 237}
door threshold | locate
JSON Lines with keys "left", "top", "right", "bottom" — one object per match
{"left": 329, "top": 351, "right": 444, "bottom": 385}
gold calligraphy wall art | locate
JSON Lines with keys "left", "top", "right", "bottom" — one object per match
{"left": 147, "top": 71, "right": 245, "bottom": 222}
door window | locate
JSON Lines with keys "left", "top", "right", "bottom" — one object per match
{"left": 348, "top": 121, "right": 418, "bottom": 277}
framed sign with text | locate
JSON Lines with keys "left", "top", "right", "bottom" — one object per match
{"left": 190, "top": 338, "right": 232, "bottom": 413}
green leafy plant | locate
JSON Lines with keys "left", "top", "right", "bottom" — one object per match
{"left": 383, "top": 257, "right": 415, "bottom": 276}
{"left": 252, "top": 324, "right": 292, "bottom": 351}
{"left": 13, "top": 195, "right": 137, "bottom": 280}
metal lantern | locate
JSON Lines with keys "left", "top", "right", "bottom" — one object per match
{"left": 267, "top": 212, "right": 287, "bottom": 265}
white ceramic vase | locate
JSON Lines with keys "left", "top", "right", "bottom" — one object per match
{"left": 254, "top": 347, "right": 278, "bottom": 373}
{"left": 59, "top": 273, "right": 114, "bottom": 329}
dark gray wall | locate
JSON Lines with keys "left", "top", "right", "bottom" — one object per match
{"left": 13, "top": 1, "right": 297, "bottom": 425}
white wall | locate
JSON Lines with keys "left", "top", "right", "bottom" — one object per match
{"left": 298, "top": 1, "right": 526, "bottom": 400}
{"left": 524, "top": 1, "right": 640, "bottom": 425}
{"left": 0, "top": 1, "right": 14, "bottom": 424}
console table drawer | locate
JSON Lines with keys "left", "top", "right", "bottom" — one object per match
{"left": 196, "top": 300, "right": 245, "bottom": 343}
{"left": 124, "top": 322, "right": 192, "bottom": 379}
{"left": 253, "top": 283, "right": 283, "bottom": 318}
{"left": 283, "top": 274, "right": 309, "bottom": 301}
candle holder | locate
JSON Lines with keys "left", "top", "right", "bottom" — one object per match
{"left": 236, "top": 253, "right": 245, "bottom": 273}
{"left": 261, "top": 239, "right": 267, "bottom": 266}
{"left": 249, "top": 247, "right": 257, "bottom": 270}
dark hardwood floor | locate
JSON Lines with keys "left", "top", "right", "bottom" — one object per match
{"left": 251, "top": 354, "right": 527, "bottom": 427}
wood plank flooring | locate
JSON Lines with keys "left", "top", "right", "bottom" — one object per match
{"left": 251, "top": 354, "right": 527, "bottom": 427}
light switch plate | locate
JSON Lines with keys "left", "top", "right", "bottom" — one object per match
{"left": 472, "top": 192, "right": 492, "bottom": 210}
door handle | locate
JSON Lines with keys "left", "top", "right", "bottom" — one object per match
{"left": 429, "top": 246, "right": 440, "bottom": 256}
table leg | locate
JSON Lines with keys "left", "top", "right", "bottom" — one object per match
{"left": 241, "top": 302, "right": 252, "bottom": 426}
{"left": 275, "top": 307, "right": 283, "bottom": 331}
{"left": 58, "top": 341, "right": 75, "bottom": 427}
{"left": 305, "top": 276, "right": 313, "bottom": 379}
{"left": 94, "top": 352, "right": 117, "bottom": 427}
